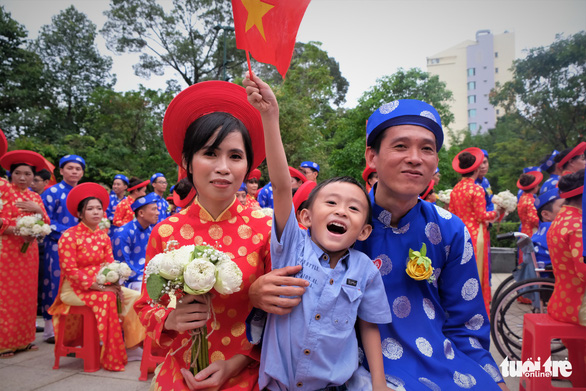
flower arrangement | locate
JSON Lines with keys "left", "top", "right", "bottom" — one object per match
{"left": 406, "top": 243, "right": 435, "bottom": 284}
{"left": 98, "top": 217, "right": 111, "bottom": 231}
{"left": 145, "top": 240, "right": 243, "bottom": 376}
{"left": 492, "top": 190, "right": 517, "bottom": 213}
{"left": 96, "top": 261, "right": 132, "bottom": 313}
{"left": 437, "top": 189, "right": 452, "bottom": 205}
{"left": 14, "top": 214, "right": 52, "bottom": 253}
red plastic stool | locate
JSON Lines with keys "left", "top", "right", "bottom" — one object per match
{"left": 53, "top": 306, "right": 100, "bottom": 372}
{"left": 520, "top": 313, "right": 586, "bottom": 391}
{"left": 139, "top": 335, "right": 165, "bottom": 381}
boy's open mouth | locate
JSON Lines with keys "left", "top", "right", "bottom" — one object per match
{"left": 327, "top": 221, "right": 347, "bottom": 234}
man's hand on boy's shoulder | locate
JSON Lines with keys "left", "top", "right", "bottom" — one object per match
{"left": 249, "top": 264, "right": 309, "bottom": 315}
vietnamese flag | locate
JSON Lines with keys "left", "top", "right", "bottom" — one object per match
{"left": 232, "top": 0, "right": 312, "bottom": 78}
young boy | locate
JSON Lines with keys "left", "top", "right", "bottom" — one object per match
{"left": 245, "top": 73, "right": 392, "bottom": 390}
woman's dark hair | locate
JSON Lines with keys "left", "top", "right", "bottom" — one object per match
{"left": 458, "top": 152, "right": 476, "bottom": 177}
{"left": 10, "top": 163, "right": 36, "bottom": 175}
{"left": 128, "top": 177, "right": 143, "bottom": 188}
{"left": 558, "top": 169, "right": 584, "bottom": 203}
{"left": 182, "top": 112, "right": 254, "bottom": 187}
{"left": 304, "top": 176, "right": 372, "bottom": 225}
{"left": 77, "top": 196, "right": 102, "bottom": 219}
{"left": 519, "top": 173, "right": 536, "bottom": 188}
{"left": 246, "top": 177, "right": 259, "bottom": 184}
{"left": 174, "top": 177, "right": 194, "bottom": 201}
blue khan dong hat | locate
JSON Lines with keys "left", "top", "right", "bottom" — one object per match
{"left": 366, "top": 99, "right": 444, "bottom": 151}
{"left": 150, "top": 172, "right": 165, "bottom": 183}
{"left": 523, "top": 166, "right": 541, "bottom": 174}
{"left": 131, "top": 193, "right": 159, "bottom": 212}
{"left": 59, "top": 155, "right": 86, "bottom": 170}
{"left": 300, "top": 161, "right": 320, "bottom": 172}
{"left": 534, "top": 188, "right": 560, "bottom": 211}
{"left": 540, "top": 150, "right": 559, "bottom": 172}
{"left": 114, "top": 174, "right": 129, "bottom": 185}
{"left": 238, "top": 183, "right": 247, "bottom": 192}
{"left": 481, "top": 149, "right": 489, "bottom": 158}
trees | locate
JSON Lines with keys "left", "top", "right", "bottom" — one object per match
{"left": 327, "top": 68, "right": 454, "bottom": 179}
{"left": 0, "top": 7, "right": 51, "bottom": 137}
{"left": 490, "top": 31, "right": 586, "bottom": 149}
{"left": 102, "top": 0, "right": 243, "bottom": 86}
{"left": 35, "top": 6, "right": 115, "bottom": 133}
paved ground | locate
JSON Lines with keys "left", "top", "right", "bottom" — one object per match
{"left": 1, "top": 273, "right": 571, "bottom": 390}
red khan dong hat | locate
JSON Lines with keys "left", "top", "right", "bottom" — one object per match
{"left": 163, "top": 81, "right": 266, "bottom": 171}
{"left": 0, "top": 150, "right": 47, "bottom": 171}
{"left": 66, "top": 183, "right": 109, "bottom": 218}
{"left": 517, "top": 171, "right": 543, "bottom": 191}
{"left": 452, "top": 147, "right": 484, "bottom": 174}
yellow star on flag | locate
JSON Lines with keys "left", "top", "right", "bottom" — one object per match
{"left": 241, "top": 0, "right": 274, "bottom": 41}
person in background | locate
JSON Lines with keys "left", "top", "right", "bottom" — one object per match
{"left": 49, "top": 183, "right": 145, "bottom": 371}
{"left": 149, "top": 173, "right": 170, "bottom": 223}
{"left": 557, "top": 142, "right": 586, "bottom": 176}
{"left": 532, "top": 188, "right": 564, "bottom": 277}
{"left": 475, "top": 149, "right": 494, "bottom": 212}
{"left": 292, "top": 180, "right": 317, "bottom": 228}
{"left": 539, "top": 150, "right": 561, "bottom": 194}
{"left": 450, "top": 147, "right": 503, "bottom": 315}
{"left": 419, "top": 179, "right": 436, "bottom": 203}
{"left": 517, "top": 171, "right": 542, "bottom": 238}
{"left": 41, "top": 154, "right": 85, "bottom": 344}
{"left": 112, "top": 193, "right": 159, "bottom": 291}
{"left": 112, "top": 177, "right": 148, "bottom": 227}
{"left": 30, "top": 169, "right": 51, "bottom": 195}
{"left": 432, "top": 167, "right": 441, "bottom": 186}
{"left": 299, "top": 160, "right": 320, "bottom": 182}
{"left": 257, "top": 167, "right": 307, "bottom": 208}
{"left": 245, "top": 168, "right": 261, "bottom": 199}
{"left": 236, "top": 182, "right": 248, "bottom": 207}
{"left": 546, "top": 169, "right": 585, "bottom": 326}
{"left": 0, "top": 150, "right": 50, "bottom": 358}
{"left": 362, "top": 165, "right": 378, "bottom": 193}
{"left": 106, "top": 174, "right": 128, "bottom": 226}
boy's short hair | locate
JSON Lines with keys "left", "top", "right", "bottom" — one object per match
{"left": 304, "top": 176, "right": 372, "bottom": 225}
{"left": 35, "top": 168, "right": 51, "bottom": 181}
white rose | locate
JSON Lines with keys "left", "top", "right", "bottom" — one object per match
{"left": 96, "top": 274, "right": 107, "bottom": 284}
{"left": 214, "top": 258, "right": 242, "bottom": 295}
{"left": 43, "top": 225, "right": 52, "bottom": 235}
{"left": 172, "top": 245, "right": 196, "bottom": 268}
{"left": 108, "top": 262, "right": 121, "bottom": 272}
{"left": 159, "top": 254, "right": 184, "bottom": 280}
{"left": 183, "top": 258, "right": 216, "bottom": 295}
{"left": 145, "top": 253, "right": 163, "bottom": 277}
{"left": 32, "top": 224, "right": 43, "bottom": 235}
{"left": 106, "top": 270, "right": 119, "bottom": 283}
{"left": 19, "top": 227, "right": 32, "bottom": 236}
{"left": 118, "top": 263, "right": 132, "bottom": 278}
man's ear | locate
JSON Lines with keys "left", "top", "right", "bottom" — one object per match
{"left": 357, "top": 224, "right": 373, "bottom": 241}
{"left": 365, "top": 147, "right": 377, "bottom": 170}
{"left": 298, "top": 208, "right": 312, "bottom": 228}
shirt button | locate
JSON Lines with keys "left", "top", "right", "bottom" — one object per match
{"left": 304, "top": 349, "right": 311, "bottom": 355}
{"left": 297, "top": 382, "right": 303, "bottom": 388}
{"left": 329, "top": 278, "right": 334, "bottom": 285}
{"left": 315, "top": 314, "right": 321, "bottom": 320}
{"left": 322, "top": 255, "right": 327, "bottom": 260}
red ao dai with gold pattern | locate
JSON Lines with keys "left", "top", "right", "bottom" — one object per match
{"left": 135, "top": 198, "right": 272, "bottom": 390}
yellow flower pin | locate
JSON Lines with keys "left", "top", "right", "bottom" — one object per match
{"left": 406, "top": 243, "right": 435, "bottom": 283}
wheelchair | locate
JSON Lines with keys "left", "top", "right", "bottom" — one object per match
{"left": 489, "top": 232, "right": 561, "bottom": 361}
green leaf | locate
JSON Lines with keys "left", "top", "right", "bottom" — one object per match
{"left": 146, "top": 274, "right": 166, "bottom": 301}
{"left": 421, "top": 243, "right": 427, "bottom": 257}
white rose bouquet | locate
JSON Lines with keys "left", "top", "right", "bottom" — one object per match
{"left": 437, "top": 189, "right": 452, "bottom": 206}
{"left": 98, "top": 217, "right": 111, "bottom": 231}
{"left": 96, "top": 261, "right": 132, "bottom": 313}
{"left": 144, "top": 240, "right": 242, "bottom": 376}
{"left": 15, "top": 213, "right": 52, "bottom": 253}
{"left": 492, "top": 190, "right": 517, "bottom": 214}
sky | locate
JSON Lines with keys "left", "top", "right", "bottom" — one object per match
{"left": 3, "top": 0, "right": 586, "bottom": 108}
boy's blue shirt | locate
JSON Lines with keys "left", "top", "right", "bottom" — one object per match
{"left": 259, "top": 206, "right": 392, "bottom": 390}
{"left": 111, "top": 219, "right": 152, "bottom": 283}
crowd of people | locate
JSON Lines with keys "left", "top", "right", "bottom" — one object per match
{"left": 0, "top": 72, "right": 584, "bottom": 390}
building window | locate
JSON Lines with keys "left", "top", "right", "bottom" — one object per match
{"left": 469, "top": 123, "right": 478, "bottom": 132}
{"left": 495, "top": 52, "right": 499, "bottom": 58}
{"left": 428, "top": 58, "right": 440, "bottom": 65}
{"left": 495, "top": 67, "right": 499, "bottom": 74}
{"left": 496, "top": 109, "right": 500, "bottom": 115}
{"left": 468, "top": 109, "right": 477, "bottom": 118}
{"left": 468, "top": 95, "right": 476, "bottom": 104}
{"left": 467, "top": 68, "right": 475, "bottom": 76}
{"left": 467, "top": 81, "right": 476, "bottom": 90}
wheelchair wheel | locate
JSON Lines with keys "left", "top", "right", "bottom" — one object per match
{"left": 490, "top": 274, "right": 516, "bottom": 319}
{"left": 490, "top": 278, "right": 560, "bottom": 360}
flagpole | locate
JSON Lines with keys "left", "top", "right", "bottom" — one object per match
{"left": 246, "top": 51, "right": 252, "bottom": 76}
